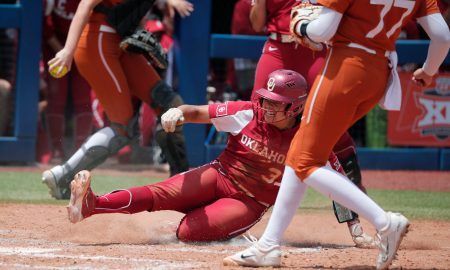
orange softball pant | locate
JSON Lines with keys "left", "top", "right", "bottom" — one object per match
{"left": 74, "top": 25, "right": 161, "bottom": 127}
{"left": 286, "top": 46, "right": 390, "bottom": 180}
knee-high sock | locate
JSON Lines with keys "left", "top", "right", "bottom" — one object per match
{"left": 93, "top": 186, "right": 154, "bottom": 215}
{"left": 305, "top": 166, "right": 388, "bottom": 231}
{"left": 259, "top": 166, "right": 308, "bottom": 249}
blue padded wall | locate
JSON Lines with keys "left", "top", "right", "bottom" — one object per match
{"left": 0, "top": 1, "right": 42, "bottom": 162}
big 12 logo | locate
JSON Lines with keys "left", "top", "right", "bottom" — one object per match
{"left": 414, "top": 75, "right": 450, "bottom": 140}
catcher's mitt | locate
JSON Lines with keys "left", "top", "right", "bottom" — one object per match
{"left": 120, "top": 29, "right": 168, "bottom": 69}
{"left": 290, "top": 3, "right": 323, "bottom": 51}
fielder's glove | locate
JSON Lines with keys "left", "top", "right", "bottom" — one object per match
{"left": 290, "top": 3, "right": 323, "bottom": 51}
{"left": 161, "top": 108, "right": 185, "bottom": 132}
{"left": 120, "top": 29, "right": 168, "bottom": 69}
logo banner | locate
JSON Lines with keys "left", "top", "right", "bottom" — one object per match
{"left": 388, "top": 72, "right": 450, "bottom": 146}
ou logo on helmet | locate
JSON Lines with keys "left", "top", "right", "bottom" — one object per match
{"left": 267, "top": 77, "right": 276, "bottom": 91}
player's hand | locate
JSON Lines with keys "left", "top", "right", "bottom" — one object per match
{"left": 412, "top": 68, "right": 433, "bottom": 87}
{"left": 289, "top": 3, "right": 323, "bottom": 51}
{"left": 161, "top": 108, "right": 185, "bottom": 132}
{"left": 47, "top": 48, "right": 73, "bottom": 75}
{"left": 167, "top": 0, "right": 194, "bottom": 18}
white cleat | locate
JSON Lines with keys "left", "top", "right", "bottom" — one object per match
{"left": 349, "top": 222, "right": 375, "bottom": 248}
{"left": 42, "top": 169, "right": 63, "bottom": 199}
{"left": 223, "top": 242, "right": 281, "bottom": 267}
{"left": 67, "top": 170, "right": 95, "bottom": 224}
{"left": 375, "top": 212, "right": 410, "bottom": 270}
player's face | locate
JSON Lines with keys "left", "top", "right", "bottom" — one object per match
{"left": 261, "top": 99, "right": 288, "bottom": 123}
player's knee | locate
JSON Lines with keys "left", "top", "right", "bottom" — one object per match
{"left": 150, "top": 80, "right": 184, "bottom": 112}
{"left": 176, "top": 217, "right": 200, "bottom": 242}
{"left": 110, "top": 115, "right": 139, "bottom": 141}
{"left": 292, "top": 162, "right": 319, "bottom": 181}
{"left": 176, "top": 217, "right": 228, "bottom": 242}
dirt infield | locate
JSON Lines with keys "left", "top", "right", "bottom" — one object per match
{"left": 0, "top": 167, "right": 449, "bottom": 269}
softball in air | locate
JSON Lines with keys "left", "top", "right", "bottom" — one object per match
{"left": 49, "top": 65, "right": 68, "bottom": 78}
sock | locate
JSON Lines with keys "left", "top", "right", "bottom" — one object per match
{"left": 305, "top": 166, "right": 388, "bottom": 231}
{"left": 93, "top": 186, "right": 154, "bottom": 215}
{"left": 258, "top": 166, "right": 308, "bottom": 249}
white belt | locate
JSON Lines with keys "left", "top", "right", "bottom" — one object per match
{"left": 269, "top": 32, "right": 293, "bottom": 43}
{"left": 99, "top": 25, "right": 116, "bottom": 33}
{"left": 347, "top": 42, "right": 389, "bottom": 57}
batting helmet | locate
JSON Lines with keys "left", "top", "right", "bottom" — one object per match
{"left": 253, "top": 69, "right": 308, "bottom": 122}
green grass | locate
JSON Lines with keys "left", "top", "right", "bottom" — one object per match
{"left": 300, "top": 188, "right": 450, "bottom": 221}
{"left": 0, "top": 171, "right": 164, "bottom": 205}
{"left": 0, "top": 171, "right": 448, "bottom": 221}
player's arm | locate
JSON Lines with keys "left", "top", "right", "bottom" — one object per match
{"left": 413, "top": 13, "right": 450, "bottom": 86}
{"left": 249, "top": 0, "right": 266, "bottom": 33}
{"left": 48, "top": 0, "right": 102, "bottom": 74}
{"left": 178, "top": 104, "right": 211, "bottom": 124}
{"left": 161, "top": 104, "right": 211, "bottom": 132}
{"left": 293, "top": 6, "right": 342, "bottom": 43}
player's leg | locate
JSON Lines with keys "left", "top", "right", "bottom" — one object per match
{"left": 43, "top": 31, "right": 136, "bottom": 199}
{"left": 43, "top": 121, "right": 137, "bottom": 199}
{"left": 290, "top": 48, "right": 408, "bottom": 268}
{"left": 223, "top": 166, "right": 307, "bottom": 267}
{"left": 67, "top": 164, "right": 222, "bottom": 223}
{"left": 288, "top": 48, "right": 389, "bottom": 224}
{"left": 333, "top": 132, "right": 374, "bottom": 248}
{"left": 66, "top": 170, "right": 154, "bottom": 223}
{"left": 333, "top": 132, "right": 365, "bottom": 191}
{"left": 177, "top": 196, "right": 267, "bottom": 242}
{"left": 294, "top": 46, "right": 369, "bottom": 246}
{"left": 176, "top": 168, "right": 268, "bottom": 242}
{"left": 122, "top": 53, "right": 189, "bottom": 175}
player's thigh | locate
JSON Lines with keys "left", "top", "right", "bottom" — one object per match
{"left": 288, "top": 48, "right": 388, "bottom": 177}
{"left": 253, "top": 41, "right": 286, "bottom": 93}
{"left": 120, "top": 54, "right": 161, "bottom": 105}
{"left": 149, "top": 164, "right": 221, "bottom": 213}
{"left": 177, "top": 196, "right": 267, "bottom": 242}
{"left": 75, "top": 32, "right": 133, "bottom": 125}
{"left": 288, "top": 47, "right": 326, "bottom": 88}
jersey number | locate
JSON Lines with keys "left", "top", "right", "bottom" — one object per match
{"left": 366, "top": 0, "right": 415, "bottom": 39}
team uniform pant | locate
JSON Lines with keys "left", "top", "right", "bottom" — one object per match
{"left": 92, "top": 163, "right": 268, "bottom": 242}
{"left": 286, "top": 46, "right": 389, "bottom": 180}
{"left": 74, "top": 26, "right": 160, "bottom": 127}
{"left": 252, "top": 39, "right": 326, "bottom": 96}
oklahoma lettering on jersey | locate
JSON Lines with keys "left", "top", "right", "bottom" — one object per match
{"left": 318, "top": 0, "right": 439, "bottom": 51}
{"left": 208, "top": 101, "right": 299, "bottom": 206}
